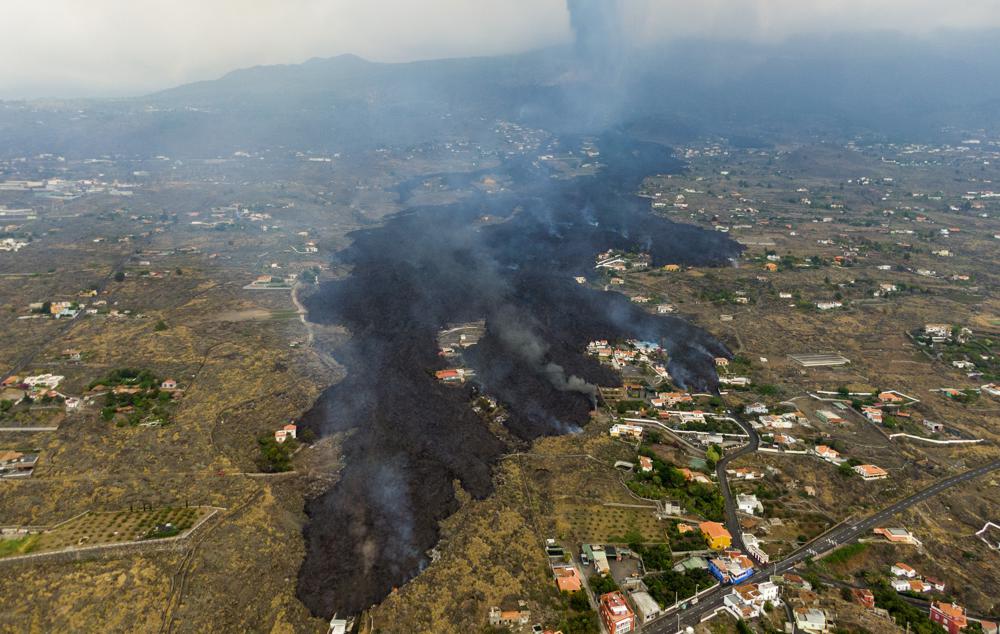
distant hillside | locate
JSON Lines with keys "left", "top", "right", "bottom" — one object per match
{"left": 1, "top": 30, "right": 998, "bottom": 158}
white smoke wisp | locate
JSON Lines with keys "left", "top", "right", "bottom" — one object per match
{"left": 544, "top": 361, "right": 598, "bottom": 405}
{"left": 494, "top": 309, "right": 598, "bottom": 407}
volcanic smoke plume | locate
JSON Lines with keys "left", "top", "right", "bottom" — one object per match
{"left": 567, "top": 0, "right": 623, "bottom": 68}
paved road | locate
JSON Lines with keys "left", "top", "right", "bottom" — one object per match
{"left": 713, "top": 416, "right": 760, "bottom": 555}
{"left": 645, "top": 459, "right": 1000, "bottom": 633}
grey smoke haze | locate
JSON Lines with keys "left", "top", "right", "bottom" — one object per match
{"left": 2, "top": 0, "right": 999, "bottom": 99}
{"left": 567, "top": 0, "right": 623, "bottom": 69}
{"left": 493, "top": 307, "right": 598, "bottom": 404}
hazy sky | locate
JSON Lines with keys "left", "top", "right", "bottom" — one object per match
{"left": 2, "top": 0, "right": 999, "bottom": 99}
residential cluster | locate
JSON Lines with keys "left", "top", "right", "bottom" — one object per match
{"left": 0, "top": 450, "right": 39, "bottom": 478}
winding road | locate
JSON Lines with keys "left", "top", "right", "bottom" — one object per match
{"left": 713, "top": 416, "right": 760, "bottom": 554}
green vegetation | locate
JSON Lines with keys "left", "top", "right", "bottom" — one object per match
{"left": 145, "top": 523, "right": 182, "bottom": 539}
{"left": 628, "top": 451, "right": 725, "bottom": 521}
{"left": 918, "top": 328, "right": 999, "bottom": 381}
{"left": 91, "top": 368, "right": 174, "bottom": 426}
{"left": 615, "top": 400, "right": 647, "bottom": 415}
{"left": 668, "top": 522, "right": 709, "bottom": 551}
{"left": 675, "top": 418, "right": 741, "bottom": 434}
{"left": 0, "top": 534, "right": 39, "bottom": 558}
{"left": 554, "top": 591, "right": 599, "bottom": 634}
{"left": 729, "top": 354, "right": 752, "bottom": 374}
{"left": 754, "top": 384, "right": 779, "bottom": 396}
{"left": 705, "top": 444, "right": 722, "bottom": 469}
{"left": 256, "top": 434, "right": 295, "bottom": 473}
{"left": 822, "top": 542, "right": 867, "bottom": 566}
{"left": 6, "top": 507, "right": 206, "bottom": 555}
{"left": 588, "top": 573, "right": 619, "bottom": 596}
{"left": 298, "top": 266, "right": 320, "bottom": 284}
{"left": 945, "top": 389, "right": 980, "bottom": 404}
{"left": 89, "top": 368, "right": 161, "bottom": 390}
{"left": 139, "top": 508, "right": 198, "bottom": 534}
{"left": 872, "top": 581, "right": 947, "bottom": 634}
{"left": 633, "top": 542, "right": 672, "bottom": 571}
{"left": 644, "top": 568, "right": 715, "bottom": 608}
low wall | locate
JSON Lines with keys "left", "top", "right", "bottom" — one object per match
{"left": 0, "top": 535, "right": 190, "bottom": 567}
{"left": 0, "top": 508, "right": 219, "bottom": 567}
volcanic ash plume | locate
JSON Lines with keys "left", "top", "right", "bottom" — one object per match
{"left": 566, "top": 0, "right": 624, "bottom": 76}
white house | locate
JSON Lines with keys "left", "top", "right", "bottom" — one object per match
{"left": 745, "top": 402, "right": 768, "bottom": 415}
{"left": 677, "top": 411, "right": 707, "bottom": 424}
{"left": 891, "top": 578, "right": 912, "bottom": 592}
{"left": 743, "top": 533, "right": 770, "bottom": 564}
{"left": 795, "top": 608, "right": 827, "bottom": 633}
{"left": 862, "top": 407, "right": 883, "bottom": 423}
{"left": 727, "top": 467, "right": 763, "bottom": 480}
{"left": 275, "top": 423, "right": 298, "bottom": 443}
{"left": 737, "top": 493, "right": 764, "bottom": 515}
{"left": 328, "top": 618, "right": 349, "bottom": 634}
{"left": 814, "top": 445, "right": 843, "bottom": 464}
{"left": 719, "top": 376, "right": 751, "bottom": 386}
{"left": 854, "top": 464, "right": 889, "bottom": 481}
{"left": 756, "top": 581, "right": 780, "bottom": 603}
{"left": 891, "top": 563, "right": 917, "bottom": 578}
{"left": 610, "top": 424, "right": 644, "bottom": 440}
{"left": 723, "top": 581, "right": 781, "bottom": 620}
{"left": 629, "top": 591, "right": 662, "bottom": 623}
{"left": 758, "top": 414, "right": 793, "bottom": 429}
{"left": 924, "top": 324, "right": 952, "bottom": 341}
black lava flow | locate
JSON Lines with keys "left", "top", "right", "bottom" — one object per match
{"left": 296, "top": 134, "right": 743, "bottom": 617}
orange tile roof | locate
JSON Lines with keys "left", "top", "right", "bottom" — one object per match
{"left": 699, "top": 521, "right": 732, "bottom": 540}
{"left": 933, "top": 602, "right": 967, "bottom": 624}
{"left": 554, "top": 566, "right": 582, "bottom": 592}
{"left": 857, "top": 464, "right": 888, "bottom": 477}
